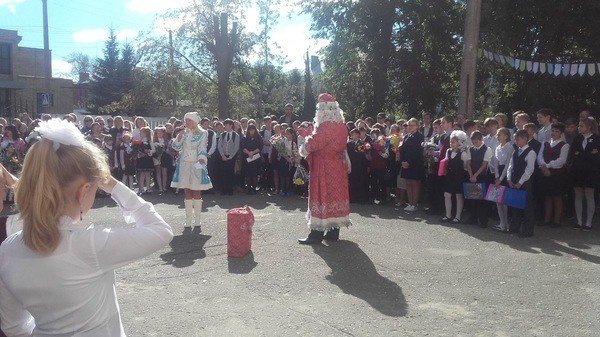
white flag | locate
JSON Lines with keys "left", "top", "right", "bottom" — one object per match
{"left": 554, "top": 64, "right": 562, "bottom": 76}
{"left": 514, "top": 59, "right": 521, "bottom": 70}
{"left": 526, "top": 61, "right": 533, "bottom": 72}
{"left": 578, "top": 64, "right": 586, "bottom": 76}
{"left": 562, "top": 64, "right": 570, "bottom": 76}
{"left": 588, "top": 63, "right": 596, "bottom": 76}
{"left": 533, "top": 62, "right": 539, "bottom": 74}
{"left": 570, "top": 64, "right": 578, "bottom": 76}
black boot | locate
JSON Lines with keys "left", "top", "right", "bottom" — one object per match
{"left": 298, "top": 230, "right": 324, "bottom": 245}
{"left": 323, "top": 228, "right": 340, "bottom": 241}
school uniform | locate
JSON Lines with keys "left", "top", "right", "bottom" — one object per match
{"left": 205, "top": 129, "right": 219, "bottom": 192}
{"left": 569, "top": 134, "right": 600, "bottom": 189}
{"left": 507, "top": 145, "right": 537, "bottom": 236}
{"left": 347, "top": 140, "right": 369, "bottom": 203}
{"left": 217, "top": 131, "right": 240, "bottom": 194}
{"left": 369, "top": 140, "right": 388, "bottom": 204}
{"left": 259, "top": 128, "right": 274, "bottom": 189}
{"left": 494, "top": 142, "right": 514, "bottom": 186}
{"left": 443, "top": 149, "right": 469, "bottom": 194}
{"left": 537, "top": 139, "right": 569, "bottom": 196}
{"left": 468, "top": 144, "right": 493, "bottom": 227}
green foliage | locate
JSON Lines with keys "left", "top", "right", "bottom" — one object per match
{"left": 478, "top": 0, "right": 600, "bottom": 119}
{"left": 90, "top": 29, "right": 138, "bottom": 114}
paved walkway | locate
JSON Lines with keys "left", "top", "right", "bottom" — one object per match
{"left": 61, "top": 192, "right": 600, "bottom": 336}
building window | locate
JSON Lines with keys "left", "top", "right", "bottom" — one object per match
{"left": 0, "top": 43, "right": 10, "bottom": 75}
{"left": 36, "top": 93, "right": 54, "bottom": 113}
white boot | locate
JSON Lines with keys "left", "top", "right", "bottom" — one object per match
{"left": 184, "top": 199, "right": 194, "bottom": 228}
{"left": 193, "top": 199, "right": 203, "bottom": 229}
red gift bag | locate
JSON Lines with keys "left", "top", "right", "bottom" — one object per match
{"left": 437, "top": 157, "right": 449, "bottom": 176}
{"left": 227, "top": 206, "right": 254, "bottom": 258}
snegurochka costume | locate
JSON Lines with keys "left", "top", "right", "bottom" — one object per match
{"left": 171, "top": 112, "right": 213, "bottom": 229}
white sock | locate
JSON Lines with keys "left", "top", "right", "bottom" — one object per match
{"left": 184, "top": 199, "right": 194, "bottom": 228}
{"left": 497, "top": 203, "right": 508, "bottom": 229}
{"left": 444, "top": 193, "right": 452, "bottom": 218}
{"left": 455, "top": 194, "right": 464, "bottom": 220}
{"left": 193, "top": 199, "right": 203, "bottom": 227}
{"left": 585, "top": 188, "right": 595, "bottom": 227}
{"left": 574, "top": 188, "right": 584, "bottom": 225}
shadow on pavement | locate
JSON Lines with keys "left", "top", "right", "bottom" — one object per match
{"left": 312, "top": 240, "right": 408, "bottom": 317}
{"left": 160, "top": 228, "right": 211, "bottom": 268}
{"left": 227, "top": 251, "right": 258, "bottom": 274}
{"left": 454, "top": 223, "right": 600, "bottom": 264}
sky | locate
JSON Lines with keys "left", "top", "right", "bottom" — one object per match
{"left": 0, "top": 0, "right": 328, "bottom": 79}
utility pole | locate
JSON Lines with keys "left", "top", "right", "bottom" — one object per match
{"left": 458, "top": 0, "right": 482, "bottom": 119}
{"left": 42, "top": 0, "right": 51, "bottom": 116}
{"left": 168, "top": 30, "right": 176, "bottom": 110}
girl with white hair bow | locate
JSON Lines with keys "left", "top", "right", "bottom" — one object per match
{"left": 440, "top": 130, "right": 470, "bottom": 223}
{"left": 171, "top": 112, "right": 213, "bottom": 231}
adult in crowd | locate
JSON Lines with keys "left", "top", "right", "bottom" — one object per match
{"left": 241, "top": 124, "right": 264, "bottom": 194}
{"left": 298, "top": 93, "right": 351, "bottom": 244}
{"left": 279, "top": 103, "right": 300, "bottom": 126}
{"left": 217, "top": 119, "right": 240, "bottom": 195}
{"left": 568, "top": 117, "right": 600, "bottom": 231}
{"left": 400, "top": 118, "right": 425, "bottom": 212}
{"left": 0, "top": 119, "right": 173, "bottom": 336}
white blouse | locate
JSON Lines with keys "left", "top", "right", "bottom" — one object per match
{"left": 0, "top": 182, "right": 173, "bottom": 337}
{"left": 495, "top": 142, "right": 514, "bottom": 180}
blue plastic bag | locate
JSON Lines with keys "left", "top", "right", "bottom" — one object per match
{"left": 503, "top": 188, "right": 527, "bottom": 209}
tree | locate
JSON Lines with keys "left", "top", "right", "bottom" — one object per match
{"left": 64, "top": 52, "right": 91, "bottom": 79}
{"left": 90, "top": 29, "right": 121, "bottom": 111}
{"left": 303, "top": 52, "right": 315, "bottom": 121}
{"left": 161, "top": 0, "right": 251, "bottom": 119}
{"left": 477, "top": 0, "right": 600, "bottom": 118}
{"left": 90, "top": 30, "right": 139, "bottom": 114}
{"left": 305, "top": 0, "right": 398, "bottom": 117}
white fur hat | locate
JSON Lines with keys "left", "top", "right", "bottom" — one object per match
{"left": 184, "top": 112, "right": 201, "bottom": 124}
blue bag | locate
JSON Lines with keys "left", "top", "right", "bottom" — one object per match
{"left": 503, "top": 188, "right": 527, "bottom": 209}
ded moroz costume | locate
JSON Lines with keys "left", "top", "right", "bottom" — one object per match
{"left": 297, "top": 93, "right": 352, "bottom": 244}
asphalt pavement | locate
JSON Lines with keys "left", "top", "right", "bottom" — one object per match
{"left": 31, "top": 191, "right": 600, "bottom": 336}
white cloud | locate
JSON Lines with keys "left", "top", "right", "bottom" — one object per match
{"left": 116, "top": 29, "right": 138, "bottom": 42}
{"left": 52, "top": 59, "right": 74, "bottom": 79}
{"left": 0, "top": 0, "right": 25, "bottom": 14}
{"left": 126, "top": 0, "right": 188, "bottom": 15}
{"left": 72, "top": 29, "right": 109, "bottom": 44}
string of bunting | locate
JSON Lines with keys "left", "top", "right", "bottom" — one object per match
{"left": 478, "top": 49, "right": 600, "bottom": 77}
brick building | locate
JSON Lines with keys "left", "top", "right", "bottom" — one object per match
{"left": 0, "top": 29, "right": 74, "bottom": 119}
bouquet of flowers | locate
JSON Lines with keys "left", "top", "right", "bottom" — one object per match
{"left": 270, "top": 135, "right": 292, "bottom": 160}
{"left": 422, "top": 141, "right": 439, "bottom": 175}
{"left": 293, "top": 165, "right": 309, "bottom": 185}
{"left": 2, "top": 154, "right": 21, "bottom": 175}
{"left": 355, "top": 139, "right": 367, "bottom": 153}
{"left": 389, "top": 134, "right": 401, "bottom": 153}
{"left": 374, "top": 135, "right": 389, "bottom": 158}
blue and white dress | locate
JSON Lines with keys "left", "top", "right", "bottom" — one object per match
{"left": 171, "top": 129, "right": 213, "bottom": 190}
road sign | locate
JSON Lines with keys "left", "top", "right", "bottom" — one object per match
{"left": 41, "top": 93, "right": 50, "bottom": 107}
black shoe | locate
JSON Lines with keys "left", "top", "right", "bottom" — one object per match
{"left": 324, "top": 228, "right": 340, "bottom": 241}
{"left": 298, "top": 230, "right": 324, "bottom": 245}
{"left": 582, "top": 226, "right": 592, "bottom": 232}
{"left": 572, "top": 224, "right": 582, "bottom": 230}
{"left": 440, "top": 216, "right": 452, "bottom": 223}
{"left": 192, "top": 226, "right": 201, "bottom": 235}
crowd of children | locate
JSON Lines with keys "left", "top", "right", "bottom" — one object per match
{"left": 0, "top": 107, "right": 598, "bottom": 238}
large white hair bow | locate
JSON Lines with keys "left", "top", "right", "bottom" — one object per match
{"left": 34, "top": 118, "right": 86, "bottom": 151}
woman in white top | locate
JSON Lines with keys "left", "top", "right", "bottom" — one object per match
{"left": 492, "top": 127, "right": 514, "bottom": 231}
{"left": 0, "top": 119, "right": 173, "bottom": 337}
